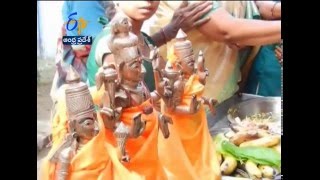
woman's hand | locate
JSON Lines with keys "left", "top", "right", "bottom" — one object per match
{"left": 151, "top": 1, "right": 213, "bottom": 47}
{"left": 275, "top": 46, "right": 283, "bottom": 64}
{"left": 164, "top": 1, "right": 213, "bottom": 39}
{"left": 170, "top": 1, "right": 213, "bottom": 32}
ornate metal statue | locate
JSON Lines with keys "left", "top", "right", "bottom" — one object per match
{"left": 48, "top": 66, "right": 98, "bottom": 180}
{"left": 161, "top": 29, "right": 218, "bottom": 115}
{"left": 95, "top": 15, "right": 172, "bottom": 163}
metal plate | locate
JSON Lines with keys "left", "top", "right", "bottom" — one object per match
{"left": 227, "top": 97, "right": 281, "bottom": 123}
{"left": 207, "top": 94, "right": 282, "bottom": 136}
{"left": 207, "top": 95, "right": 282, "bottom": 179}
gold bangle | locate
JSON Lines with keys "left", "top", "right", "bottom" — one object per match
{"left": 271, "top": 2, "right": 279, "bottom": 18}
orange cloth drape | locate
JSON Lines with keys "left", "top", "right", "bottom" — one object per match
{"left": 40, "top": 112, "right": 143, "bottom": 180}
{"left": 42, "top": 85, "right": 143, "bottom": 180}
{"left": 158, "top": 74, "right": 221, "bottom": 180}
{"left": 90, "top": 87, "right": 167, "bottom": 180}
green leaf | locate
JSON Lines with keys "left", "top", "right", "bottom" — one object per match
{"left": 213, "top": 133, "right": 281, "bottom": 168}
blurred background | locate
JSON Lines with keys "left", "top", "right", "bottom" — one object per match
{"left": 37, "top": 0, "right": 155, "bottom": 127}
{"left": 37, "top": 2, "right": 155, "bottom": 176}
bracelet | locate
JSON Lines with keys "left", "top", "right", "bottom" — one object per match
{"left": 271, "top": 2, "right": 279, "bottom": 18}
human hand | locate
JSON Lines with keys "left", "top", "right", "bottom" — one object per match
{"left": 164, "top": 1, "right": 213, "bottom": 39}
{"left": 275, "top": 46, "right": 283, "bottom": 65}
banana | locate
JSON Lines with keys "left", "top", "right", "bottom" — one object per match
{"left": 245, "top": 160, "right": 262, "bottom": 179}
{"left": 230, "top": 131, "right": 259, "bottom": 146}
{"left": 239, "top": 135, "right": 280, "bottom": 148}
{"left": 259, "top": 165, "right": 275, "bottom": 178}
{"left": 272, "top": 144, "right": 281, "bottom": 154}
{"left": 220, "top": 154, "right": 238, "bottom": 175}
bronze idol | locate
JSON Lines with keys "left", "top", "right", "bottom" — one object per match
{"left": 95, "top": 15, "right": 172, "bottom": 163}
{"left": 161, "top": 29, "right": 218, "bottom": 115}
{"left": 48, "top": 66, "right": 98, "bottom": 180}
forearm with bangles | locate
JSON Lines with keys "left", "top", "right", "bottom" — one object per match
{"left": 151, "top": 23, "right": 179, "bottom": 47}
